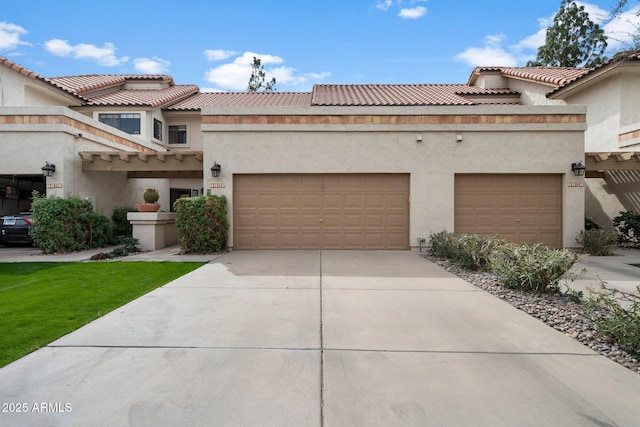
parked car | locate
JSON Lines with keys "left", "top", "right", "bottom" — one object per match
{"left": 0, "top": 212, "right": 33, "bottom": 246}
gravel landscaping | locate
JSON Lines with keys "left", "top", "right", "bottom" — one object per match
{"left": 421, "top": 253, "right": 640, "bottom": 375}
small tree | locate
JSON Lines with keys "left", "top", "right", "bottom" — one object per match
{"left": 527, "top": 0, "right": 608, "bottom": 67}
{"left": 247, "top": 57, "right": 276, "bottom": 92}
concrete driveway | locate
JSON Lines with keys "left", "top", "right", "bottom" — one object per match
{"left": 1, "top": 250, "right": 640, "bottom": 426}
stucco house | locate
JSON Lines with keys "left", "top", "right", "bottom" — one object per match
{"left": 468, "top": 52, "right": 640, "bottom": 230}
{"left": 0, "top": 55, "right": 591, "bottom": 250}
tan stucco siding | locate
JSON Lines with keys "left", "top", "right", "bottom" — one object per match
{"left": 202, "top": 106, "right": 586, "bottom": 248}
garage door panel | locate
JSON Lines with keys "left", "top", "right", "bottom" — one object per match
{"left": 323, "top": 193, "right": 342, "bottom": 209}
{"left": 387, "top": 174, "right": 410, "bottom": 190}
{"left": 365, "top": 194, "right": 385, "bottom": 209}
{"left": 386, "top": 213, "right": 406, "bottom": 228}
{"left": 455, "top": 174, "right": 562, "bottom": 248}
{"left": 387, "top": 193, "right": 407, "bottom": 209}
{"left": 387, "top": 232, "right": 408, "bottom": 248}
{"left": 235, "top": 232, "right": 256, "bottom": 248}
{"left": 344, "top": 233, "right": 365, "bottom": 248}
{"left": 279, "top": 193, "right": 299, "bottom": 209}
{"left": 364, "top": 213, "right": 384, "bottom": 228}
{"left": 235, "top": 213, "right": 256, "bottom": 228}
{"left": 255, "top": 213, "right": 277, "bottom": 228}
{"left": 256, "top": 232, "right": 279, "bottom": 248}
{"left": 300, "top": 213, "right": 321, "bottom": 227}
{"left": 365, "top": 175, "right": 385, "bottom": 189}
{"left": 234, "top": 174, "right": 409, "bottom": 249}
{"left": 344, "top": 213, "right": 364, "bottom": 227}
{"left": 539, "top": 213, "right": 562, "bottom": 227}
{"left": 497, "top": 194, "right": 519, "bottom": 208}
{"left": 344, "top": 194, "right": 364, "bottom": 209}
{"left": 257, "top": 193, "right": 279, "bottom": 209}
{"left": 323, "top": 213, "right": 343, "bottom": 227}
{"left": 299, "top": 194, "right": 319, "bottom": 209}
{"left": 476, "top": 194, "right": 497, "bottom": 209}
{"left": 279, "top": 213, "right": 300, "bottom": 228}
{"left": 257, "top": 176, "right": 279, "bottom": 189}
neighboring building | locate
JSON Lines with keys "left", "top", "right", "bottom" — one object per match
{"left": 468, "top": 52, "right": 640, "bottom": 230}
{"left": 0, "top": 56, "right": 588, "bottom": 250}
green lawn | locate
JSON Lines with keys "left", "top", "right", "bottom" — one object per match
{"left": 0, "top": 262, "right": 205, "bottom": 368}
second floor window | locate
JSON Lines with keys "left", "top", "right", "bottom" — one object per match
{"left": 98, "top": 113, "right": 140, "bottom": 135}
{"left": 154, "top": 119, "right": 163, "bottom": 141}
{"left": 169, "top": 125, "right": 187, "bottom": 144}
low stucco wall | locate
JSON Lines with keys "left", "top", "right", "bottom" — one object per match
{"left": 127, "top": 212, "right": 178, "bottom": 251}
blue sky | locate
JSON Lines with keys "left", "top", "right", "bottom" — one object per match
{"left": 1, "top": 0, "right": 638, "bottom": 92}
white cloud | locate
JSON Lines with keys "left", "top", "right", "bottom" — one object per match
{"left": 576, "top": 1, "right": 609, "bottom": 25}
{"left": 456, "top": 47, "right": 518, "bottom": 68}
{"left": 44, "top": 38, "right": 128, "bottom": 66}
{"left": 203, "top": 51, "right": 329, "bottom": 91}
{"left": 0, "top": 22, "right": 30, "bottom": 51}
{"left": 455, "top": 34, "right": 518, "bottom": 67}
{"left": 377, "top": 1, "right": 427, "bottom": 19}
{"left": 134, "top": 57, "right": 170, "bottom": 74}
{"left": 376, "top": 0, "right": 394, "bottom": 11}
{"left": 604, "top": 6, "right": 640, "bottom": 48}
{"left": 204, "top": 49, "right": 237, "bottom": 61}
{"left": 398, "top": 6, "right": 427, "bottom": 19}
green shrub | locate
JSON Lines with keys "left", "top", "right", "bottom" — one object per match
{"left": 583, "top": 283, "right": 640, "bottom": 356}
{"left": 585, "top": 217, "right": 602, "bottom": 230}
{"left": 427, "top": 231, "right": 455, "bottom": 259}
{"left": 174, "top": 195, "right": 228, "bottom": 254}
{"left": 30, "top": 193, "right": 113, "bottom": 254}
{"left": 428, "top": 231, "right": 504, "bottom": 271}
{"left": 613, "top": 210, "right": 640, "bottom": 248}
{"left": 576, "top": 229, "right": 617, "bottom": 256}
{"left": 111, "top": 206, "right": 135, "bottom": 238}
{"left": 450, "top": 234, "right": 505, "bottom": 271}
{"left": 490, "top": 243, "right": 577, "bottom": 293}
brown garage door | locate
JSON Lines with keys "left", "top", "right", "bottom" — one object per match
{"left": 455, "top": 174, "right": 562, "bottom": 248}
{"left": 234, "top": 174, "right": 409, "bottom": 249}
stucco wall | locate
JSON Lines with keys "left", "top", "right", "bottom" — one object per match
{"left": 165, "top": 114, "right": 204, "bottom": 151}
{"left": 506, "top": 79, "right": 565, "bottom": 106}
{"left": 563, "top": 74, "right": 622, "bottom": 152}
{"left": 0, "top": 65, "right": 78, "bottom": 107}
{"left": 202, "top": 105, "right": 586, "bottom": 248}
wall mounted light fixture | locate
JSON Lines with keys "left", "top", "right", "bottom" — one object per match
{"left": 211, "top": 162, "right": 222, "bottom": 178}
{"left": 571, "top": 161, "right": 585, "bottom": 176}
{"left": 41, "top": 161, "right": 56, "bottom": 177}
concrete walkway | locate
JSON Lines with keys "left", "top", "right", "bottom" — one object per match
{"left": 562, "top": 247, "right": 640, "bottom": 296}
{"left": 1, "top": 250, "right": 640, "bottom": 426}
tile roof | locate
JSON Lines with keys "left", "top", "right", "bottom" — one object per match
{"left": 166, "top": 92, "right": 313, "bottom": 110}
{"left": 85, "top": 85, "right": 200, "bottom": 108}
{"left": 165, "top": 85, "right": 519, "bottom": 110}
{"left": 469, "top": 66, "right": 591, "bottom": 87}
{"left": 49, "top": 74, "right": 175, "bottom": 96}
{"left": 547, "top": 51, "right": 640, "bottom": 96}
{"left": 311, "top": 84, "right": 518, "bottom": 106}
{"left": 0, "top": 56, "right": 86, "bottom": 100}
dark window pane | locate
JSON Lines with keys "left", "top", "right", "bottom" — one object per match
{"left": 168, "top": 125, "right": 187, "bottom": 144}
{"left": 99, "top": 113, "right": 140, "bottom": 135}
{"left": 154, "top": 119, "right": 162, "bottom": 140}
